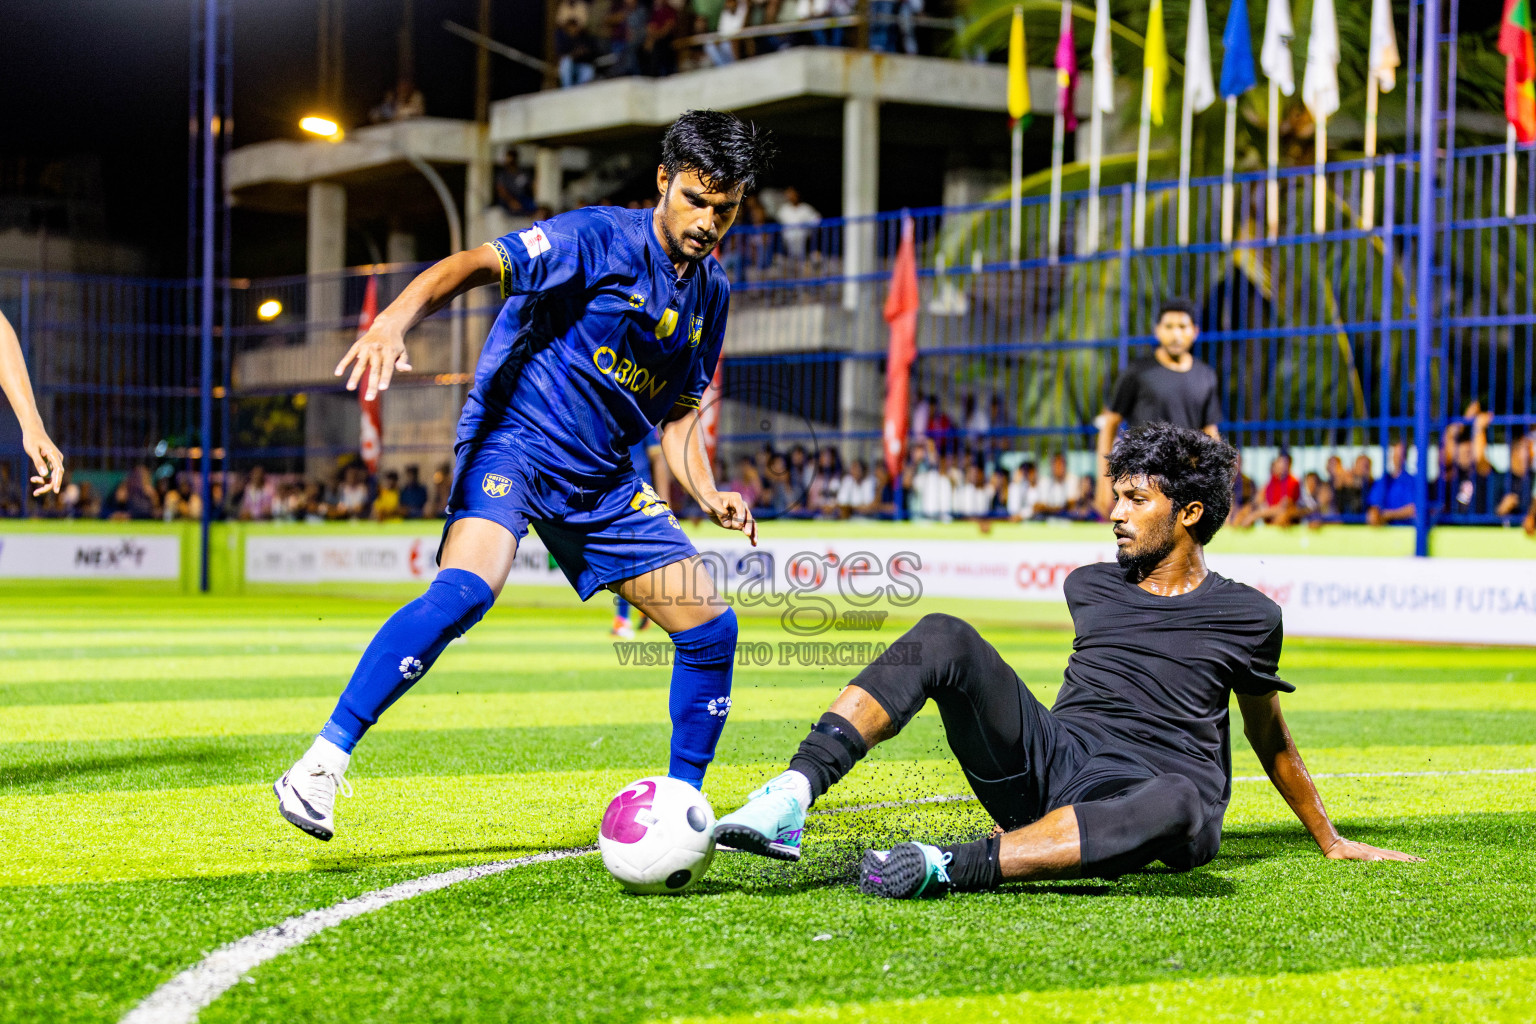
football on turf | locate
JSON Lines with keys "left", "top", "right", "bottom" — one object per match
{"left": 598, "top": 776, "right": 716, "bottom": 894}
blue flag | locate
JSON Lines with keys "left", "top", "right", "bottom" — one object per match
{"left": 1220, "top": 0, "right": 1258, "bottom": 98}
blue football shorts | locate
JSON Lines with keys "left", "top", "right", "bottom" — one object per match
{"left": 442, "top": 434, "right": 696, "bottom": 600}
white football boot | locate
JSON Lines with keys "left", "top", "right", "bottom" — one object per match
{"left": 273, "top": 738, "right": 352, "bottom": 841}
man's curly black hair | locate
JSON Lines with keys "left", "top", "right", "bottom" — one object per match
{"left": 1105, "top": 422, "right": 1239, "bottom": 546}
{"left": 661, "top": 109, "right": 776, "bottom": 194}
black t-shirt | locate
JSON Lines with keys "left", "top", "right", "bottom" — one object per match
{"left": 1109, "top": 357, "right": 1222, "bottom": 430}
{"left": 1052, "top": 561, "right": 1289, "bottom": 811}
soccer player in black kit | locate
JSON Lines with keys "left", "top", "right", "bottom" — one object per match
{"left": 714, "top": 422, "right": 1419, "bottom": 898}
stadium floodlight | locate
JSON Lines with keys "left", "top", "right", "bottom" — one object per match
{"left": 299, "top": 115, "right": 344, "bottom": 141}
{"left": 256, "top": 299, "right": 283, "bottom": 321}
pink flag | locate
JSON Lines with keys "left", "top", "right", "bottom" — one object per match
{"left": 1055, "top": 4, "right": 1079, "bottom": 132}
{"left": 356, "top": 275, "right": 382, "bottom": 473}
{"left": 881, "top": 216, "right": 919, "bottom": 482}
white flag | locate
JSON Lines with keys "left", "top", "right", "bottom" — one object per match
{"left": 1091, "top": 0, "right": 1115, "bottom": 113}
{"left": 1260, "top": 0, "right": 1295, "bottom": 97}
{"left": 1368, "top": 0, "right": 1399, "bottom": 93}
{"left": 1184, "top": 0, "right": 1216, "bottom": 113}
{"left": 1302, "top": 0, "right": 1340, "bottom": 119}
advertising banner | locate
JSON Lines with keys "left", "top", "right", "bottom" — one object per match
{"left": 241, "top": 530, "right": 1536, "bottom": 646}
{"left": 0, "top": 534, "right": 181, "bottom": 579}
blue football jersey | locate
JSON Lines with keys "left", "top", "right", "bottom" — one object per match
{"left": 460, "top": 206, "right": 728, "bottom": 478}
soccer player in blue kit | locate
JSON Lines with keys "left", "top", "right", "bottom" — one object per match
{"left": 274, "top": 110, "right": 774, "bottom": 841}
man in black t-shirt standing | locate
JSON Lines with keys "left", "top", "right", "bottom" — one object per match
{"left": 1095, "top": 297, "right": 1222, "bottom": 516}
{"left": 715, "top": 423, "right": 1418, "bottom": 897}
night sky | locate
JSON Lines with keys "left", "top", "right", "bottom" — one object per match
{"left": 0, "top": 0, "right": 545, "bottom": 275}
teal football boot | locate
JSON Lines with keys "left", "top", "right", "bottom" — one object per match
{"left": 712, "top": 778, "right": 806, "bottom": 861}
{"left": 858, "top": 842, "right": 954, "bottom": 898}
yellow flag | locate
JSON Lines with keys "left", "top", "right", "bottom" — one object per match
{"left": 1145, "top": 0, "right": 1169, "bottom": 125}
{"left": 1008, "top": 5, "right": 1031, "bottom": 120}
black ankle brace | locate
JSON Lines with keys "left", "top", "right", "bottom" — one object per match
{"left": 787, "top": 712, "right": 869, "bottom": 803}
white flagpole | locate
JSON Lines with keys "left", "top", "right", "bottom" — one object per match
{"left": 1221, "top": 96, "right": 1237, "bottom": 243}
{"left": 1509, "top": 123, "right": 1519, "bottom": 219}
{"left": 1011, "top": 119, "right": 1023, "bottom": 263}
{"left": 1049, "top": 109, "right": 1066, "bottom": 261}
{"left": 1362, "top": 78, "right": 1379, "bottom": 230}
{"left": 1087, "top": 97, "right": 1104, "bottom": 253}
{"left": 1267, "top": 78, "right": 1279, "bottom": 240}
{"left": 1135, "top": 66, "right": 1153, "bottom": 248}
{"left": 1313, "top": 113, "right": 1327, "bottom": 233}
{"left": 1178, "top": 84, "right": 1195, "bottom": 245}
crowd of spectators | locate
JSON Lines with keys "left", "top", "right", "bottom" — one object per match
{"left": 553, "top": 0, "right": 928, "bottom": 88}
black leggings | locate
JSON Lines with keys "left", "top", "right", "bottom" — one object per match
{"left": 850, "top": 613, "right": 1221, "bottom": 878}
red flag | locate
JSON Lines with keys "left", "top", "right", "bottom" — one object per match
{"left": 882, "top": 217, "right": 919, "bottom": 482}
{"left": 698, "top": 355, "right": 725, "bottom": 468}
{"left": 357, "top": 275, "right": 383, "bottom": 473}
{"left": 1502, "top": 0, "right": 1536, "bottom": 144}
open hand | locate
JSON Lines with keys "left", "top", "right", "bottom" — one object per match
{"left": 1324, "top": 837, "right": 1422, "bottom": 862}
{"left": 705, "top": 490, "right": 757, "bottom": 546}
{"left": 23, "top": 425, "right": 63, "bottom": 496}
{"left": 334, "top": 321, "right": 412, "bottom": 401}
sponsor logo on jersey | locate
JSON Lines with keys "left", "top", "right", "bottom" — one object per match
{"left": 688, "top": 313, "right": 704, "bottom": 347}
{"left": 657, "top": 308, "right": 679, "bottom": 338}
{"left": 592, "top": 346, "right": 670, "bottom": 399}
{"left": 628, "top": 292, "right": 646, "bottom": 309}
{"left": 481, "top": 473, "right": 513, "bottom": 498}
{"left": 518, "top": 226, "right": 551, "bottom": 259}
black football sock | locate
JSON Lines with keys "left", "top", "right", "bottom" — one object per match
{"left": 937, "top": 833, "right": 1003, "bottom": 892}
{"left": 787, "top": 712, "right": 868, "bottom": 804}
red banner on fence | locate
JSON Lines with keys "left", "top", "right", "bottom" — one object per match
{"left": 357, "top": 275, "right": 382, "bottom": 473}
{"left": 881, "top": 216, "right": 919, "bottom": 482}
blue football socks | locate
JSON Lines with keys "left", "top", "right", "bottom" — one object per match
{"left": 319, "top": 568, "right": 496, "bottom": 752}
{"left": 666, "top": 607, "right": 738, "bottom": 788}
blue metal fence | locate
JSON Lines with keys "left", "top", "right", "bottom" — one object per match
{"left": 4, "top": 141, "right": 1534, "bottom": 548}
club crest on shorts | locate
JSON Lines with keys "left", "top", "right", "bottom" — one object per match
{"left": 481, "top": 473, "right": 512, "bottom": 498}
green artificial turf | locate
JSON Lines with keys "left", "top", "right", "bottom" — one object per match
{"left": 3, "top": 591, "right": 1535, "bottom": 1023}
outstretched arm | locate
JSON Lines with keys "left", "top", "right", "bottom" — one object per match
{"left": 1235, "top": 691, "right": 1420, "bottom": 861}
{"left": 334, "top": 246, "right": 503, "bottom": 401}
{"left": 658, "top": 405, "right": 756, "bottom": 545}
{"left": 0, "top": 310, "right": 64, "bottom": 495}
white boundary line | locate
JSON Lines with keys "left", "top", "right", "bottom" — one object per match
{"left": 119, "top": 847, "right": 595, "bottom": 1024}
{"left": 120, "top": 766, "right": 1536, "bottom": 1024}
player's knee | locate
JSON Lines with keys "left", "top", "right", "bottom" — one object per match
{"left": 422, "top": 567, "right": 497, "bottom": 635}
{"left": 911, "top": 612, "right": 983, "bottom": 663}
{"left": 671, "top": 606, "right": 737, "bottom": 665}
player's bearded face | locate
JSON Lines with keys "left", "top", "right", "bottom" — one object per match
{"left": 657, "top": 169, "right": 743, "bottom": 264}
{"left": 1111, "top": 476, "right": 1181, "bottom": 575}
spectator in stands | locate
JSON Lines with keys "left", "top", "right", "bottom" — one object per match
{"left": 708, "top": 0, "right": 747, "bottom": 64}
{"left": 238, "top": 465, "right": 276, "bottom": 521}
{"left": 1298, "top": 470, "right": 1336, "bottom": 524}
{"left": 126, "top": 464, "right": 160, "bottom": 520}
{"left": 676, "top": 14, "right": 711, "bottom": 71}
{"left": 962, "top": 394, "right": 990, "bottom": 447}
{"left": 869, "top": 0, "right": 897, "bottom": 51}
{"left": 775, "top": 186, "right": 821, "bottom": 262}
{"left": 495, "top": 151, "right": 535, "bottom": 216}
{"left": 373, "top": 470, "right": 403, "bottom": 521}
{"left": 927, "top": 401, "right": 958, "bottom": 456}
{"left": 556, "top": 13, "right": 600, "bottom": 87}
{"left": 429, "top": 462, "right": 453, "bottom": 517}
{"left": 1032, "top": 452, "right": 1075, "bottom": 517}
{"left": 787, "top": 444, "right": 813, "bottom": 497}
{"left": 1095, "top": 297, "right": 1222, "bottom": 515}
{"left": 0, "top": 464, "right": 22, "bottom": 516}
{"left": 725, "top": 456, "right": 763, "bottom": 510}
{"left": 271, "top": 480, "right": 303, "bottom": 521}
{"left": 809, "top": 446, "right": 843, "bottom": 513}
{"left": 399, "top": 465, "right": 428, "bottom": 519}
{"left": 606, "top": 0, "right": 647, "bottom": 77}
{"left": 910, "top": 393, "right": 933, "bottom": 442}
{"left": 760, "top": 452, "right": 793, "bottom": 515}
{"left": 911, "top": 446, "right": 954, "bottom": 520}
{"left": 1352, "top": 453, "right": 1375, "bottom": 505}
{"left": 1235, "top": 453, "right": 1301, "bottom": 528}
{"left": 835, "top": 459, "right": 877, "bottom": 516}
{"left": 300, "top": 481, "right": 330, "bottom": 522}
{"left": 897, "top": 0, "right": 922, "bottom": 54}
{"left": 1007, "top": 461, "right": 1036, "bottom": 519}
{"left": 332, "top": 464, "right": 372, "bottom": 520}
{"left": 951, "top": 462, "right": 991, "bottom": 518}
{"left": 644, "top": 0, "right": 681, "bottom": 76}
{"left": 1440, "top": 403, "right": 1496, "bottom": 518}
{"left": 1494, "top": 431, "right": 1534, "bottom": 532}
{"left": 1367, "top": 439, "right": 1418, "bottom": 526}
{"left": 165, "top": 476, "right": 204, "bottom": 521}
{"left": 1327, "top": 454, "right": 1363, "bottom": 516}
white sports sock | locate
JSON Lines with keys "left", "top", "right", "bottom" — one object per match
{"left": 304, "top": 735, "right": 351, "bottom": 775}
{"left": 769, "top": 769, "right": 813, "bottom": 813}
